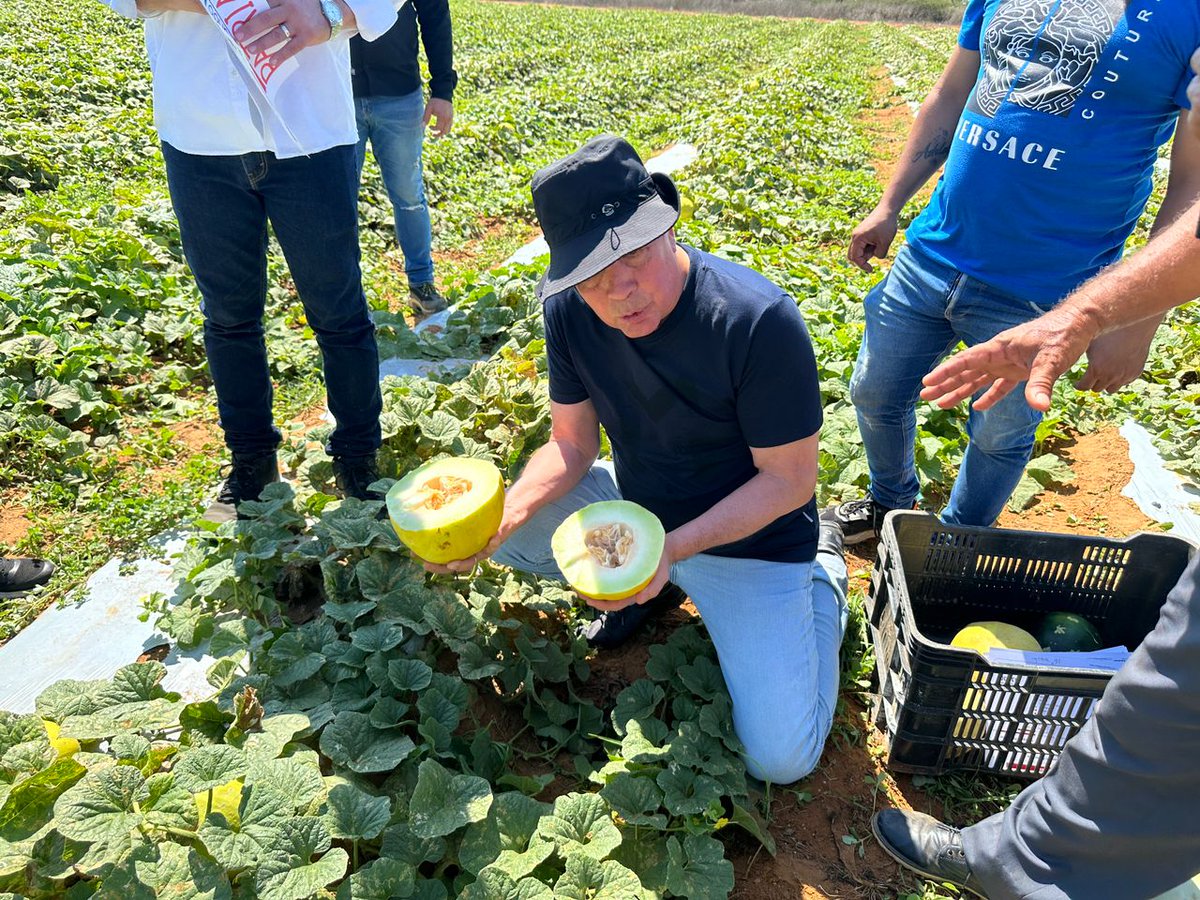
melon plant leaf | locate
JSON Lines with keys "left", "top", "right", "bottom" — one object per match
{"left": 458, "top": 791, "right": 549, "bottom": 876}
{"left": 423, "top": 597, "right": 477, "bottom": 643}
{"left": 142, "top": 772, "right": 199, "bottom": 832}
{"left": 0, "top": 713, "right": 46, "bottom": 757}
{"left": 244, "top": 757, "right": 324, "bottom": 812}
{"left": 241, "top": 713, "right": 311, "bottom": 760}
{"left": 619, "top": 719, "right": 670, "bottom": 764}
{"left": 354, "top": 553, "right": 422, "bottom": 602}
{"left": 599, "top": 773, "right": 667, "bottom": 829}
{"left": 111, "top": 732, "right": 151, "bottom": 763}
{"left": 645, "top": 643, "right": 689, "bottom": 683}
{"left": 205, "top": 656, "right": 245, "bottom": 694}
{"left": 417, "top": 410, "right": 462, "bottom": 444}
{"left": 665, "top": 834, "right": 734, "bottom": 900}
{"left": 455, "top": 642, "right": 504, "bottom": 680}
{"left": 369, "top": 696, "right": 409, "bottom": 730}
{"left": 610, "top": 833, "right": 671, "bottom": 897}
{"left": 0, "top": 758, "right": 86, "bottom": 842}
{"left": 379, "top": 822, "right": 447, "bottom": 867}
{"left": 198, "top": 783, "right": 291, "bottom": 870}
{"left": 180, "top": 701, "right": 234, "bottom": 746}
{"left": 729, "top": 801, "right": 777, "bottom": 856}
{"left": 255, "top": 846, "right": 349, "bottom": 900}
{"left": 482, "top": 835, "right": 556, "bottom": 882}
{"left": 350, "top": 623, "right": 406, "bottom": 653}
{"left": 671, "top": 721, "right": 740, "bottom": 777}
{"left": 553, "top": 854, "right": 647, "bottom": 900}
{"left": 135, "top": 840, "right": 232, "bottom": 900}
{"left": 417, "top": 688, "right": 463, "bottom": 734}
{"left": 375, "top": 583, "right": 435, "bottom": 635}
{"left": 697, "top": 697, "right": 742, "bottom": 752}
{"left": 334, "top": 857, "right": 417, "bottom": 900}
{"left": 408, "top": 759, "right": 493, "bottom": 839}
{"left": 458, "top": 867, "right": 553, "bottom": 900}
{"left": 676, "top": 657, "right": 725, "bottom": 701}
{"left": 54, "top": 765, "right": 148, "bottom": 862}
{"left": 388, "top": 658, "right": 433, "bottom": 693}
{"left": 324, "top": 599, "right": 378, "bottom": 625}
{"left": 172, "top": 745, "right": 247, "bottom": 793}
{"left": 657, "top": 767, "right": 724, "bottom": 817}
{"left": 0, "top": 835, "right": 32, "bottom": 879}
{"left": 536, "top": 793, "right": 622, "bottom": 860}
{"left": 99, "top": 661, "right": 169, "bottom": 705}
{"left": 322, "top": 780, "right": 392, "bottom": 841}
{"left": 319, "top": 711, "right": 416, "bottom": 774}
{"left": 34, "top": 680, "right": 107, "bottom": 721}
{"left": 611, "top": 681, "right": 664, "bottom": 736}
{"left": 1, "top": 740, "right": 55, "bottom": 780}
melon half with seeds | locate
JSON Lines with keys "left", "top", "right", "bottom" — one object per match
{"left": 386, "top": 457, "right": 505, "bottom": 564}
{"left": 551, "top": 500, "right": 665, "bottom": 601}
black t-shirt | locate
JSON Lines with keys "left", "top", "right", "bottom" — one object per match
{"left": 543, "top": 245, "right": 822, "bottom": 563}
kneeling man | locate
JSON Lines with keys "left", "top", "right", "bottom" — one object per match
{"left": 427, "top": 136, "right": 847, "bottom": 784}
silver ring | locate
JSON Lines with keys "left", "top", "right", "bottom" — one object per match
{"left": 279, "top": 22, "right": 293, "bottom": 39}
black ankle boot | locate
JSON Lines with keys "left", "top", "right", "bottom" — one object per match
{"left": 332, "top": 454, "right": 385, "bottom": 502}
{"left": 578, "top": 582, "right": 687, "bottom": 650}
{"left": 205, "top": 452, "right": 281, "bottom": 523}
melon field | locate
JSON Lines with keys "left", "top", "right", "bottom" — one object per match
{"left": 1, "top": 0, "right": 1198, "bottom": 897}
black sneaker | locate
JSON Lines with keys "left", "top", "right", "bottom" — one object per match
{"left": 332, "top": 454, "right": 385, "bottom": 502}
{"left": 821, "top": 496, "right": 900, "bottom": 546}
{"left": 0, "top": 557, "right": 54, "bottom": 597}
{"left": 205, "top": 452, "right": 281, "bottom": 523}
{"left": 871, "top": 810, "right": 988, "bottom": 898}
{"left": 408, "top": 282, "right": 448, "bottom": 317}
{"left": 578, "top": 582, "right": 687, "bottom": 650}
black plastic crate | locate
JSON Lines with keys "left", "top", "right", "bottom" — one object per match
{"left": 866, "top": 511, "right": 1195, "bottom": 779}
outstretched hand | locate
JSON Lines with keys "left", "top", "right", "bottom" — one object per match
{"left": 920, "top": 306, "right": 1098, "bottom": 412}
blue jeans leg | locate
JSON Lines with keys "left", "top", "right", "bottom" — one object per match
{"left": 355, "top": 92, "right": 435, "bottom": 286}
{"left": 262, "top": 144, "right": 382, "bottom": 458}
{"left": 162, "top": 142, "right": 381, "bottom": 459}
{"left": 941, "top": 281, "right": 1050, "bottom": 526}
{"left": 850, "top": 245, "right": 960, "bottom": 510}
{"left": 672, "top": 550, "right": 848, "bottom": 784}
{"left": 850, "top": 244, "right": 1049, "bottom": 526}
{"left": 162, "top": 142, "right": 278, "bottom": 456}
{"left": 491, "top": 462, "right": 849, "bottom": 784}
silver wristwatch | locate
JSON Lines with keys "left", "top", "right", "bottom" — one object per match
{"left": 317, "top": 0, "right": 343, "bottom": 40}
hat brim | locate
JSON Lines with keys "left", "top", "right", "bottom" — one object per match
{"left": 537, "top": 172, "right": 681, "bottom": 299}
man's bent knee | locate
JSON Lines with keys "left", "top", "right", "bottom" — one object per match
{"left": 742, "top": 733, "right": 826, "bottom": 786}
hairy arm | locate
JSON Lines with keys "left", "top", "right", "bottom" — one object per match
{"left": 1073, "top": 110, "right": 1200, "bottom": 393}
{"left": 848, "top": 47, "right": 980, "bottom": 272}
{"left": 422, "top": 399, "right": 601, "bottom": 574}
{"left": 603, "top": 435, "right": 819, "bottom": 611}
{"left": 921, "top": 195, "right": 1200, "bottom": 413}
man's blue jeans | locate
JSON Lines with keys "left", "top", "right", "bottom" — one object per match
{"left": 354, "top": 91, "right": 435, "bottom": 287}
{"left": 161, "top": 142, "right": 382, "bottom": 458}
{"left": 850, "top": 243, "right": 1053, "bottom": 527}
{"left": 491, "top": 462, "right": 850, "bottom": 785}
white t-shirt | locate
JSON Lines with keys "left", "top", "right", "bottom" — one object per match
{"left": 103, "top": 0, "right": 398, "bottom": 158}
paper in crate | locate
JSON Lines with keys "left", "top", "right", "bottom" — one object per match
{"left": 986, "top": 646, "right": 1132, "bottom": 672}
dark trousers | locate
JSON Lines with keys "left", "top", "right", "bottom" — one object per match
{"left": 963, "top": 550, "right": 1200, "bottom": 899}
{"left": 161, "top": 142, "right": 382, "bottom": 458}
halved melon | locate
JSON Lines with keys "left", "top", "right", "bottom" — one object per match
{"left": 551, "top": 501, "right": 665, "bottom": 601}
{"left": 951, "top": 621, "right": 1041, "bottom": 655}
{"left": 386, "top": 457, "right": 504, "bottom": 564}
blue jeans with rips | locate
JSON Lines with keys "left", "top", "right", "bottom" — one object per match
{"left": 161, "top": 142, "right": 382, "bottom": 459}
{"left": 354, "top": 90, "right": 435, "bottom": 287}
{"left": 491, "top": 462, "right": 849, "bottom": 785}
{"left": 849, "top": 243, "right": 1054, "bottom": 526}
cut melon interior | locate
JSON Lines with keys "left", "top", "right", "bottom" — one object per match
{"left": 551, "top": 500, "right": 665, "bottom": 601}
{"left": 386, "top": 457, "right": 504, "bottom": 564}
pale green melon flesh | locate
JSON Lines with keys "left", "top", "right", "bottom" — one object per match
{"left": 551, "top": 500, "right": 665, "bottom": 601}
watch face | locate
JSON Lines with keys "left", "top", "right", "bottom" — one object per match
{"left": 320, "top": 0, "right": 343, "bottom": 36}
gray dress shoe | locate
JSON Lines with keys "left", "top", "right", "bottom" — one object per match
{"left": 872, "top": 809, "right": 989, "bottom": 898}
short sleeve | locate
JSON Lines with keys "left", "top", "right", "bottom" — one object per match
{"left": 735, "top": 297, "right": 822, "bottom": 448}
{"left": 543, "top": 296, "right": 589, "bottom": 405}
{"left": 958, "top": 0, "right": 986, "bottom": 51}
